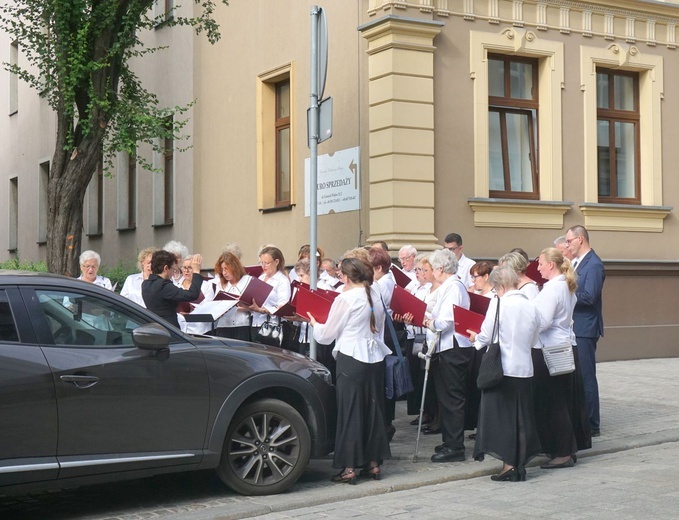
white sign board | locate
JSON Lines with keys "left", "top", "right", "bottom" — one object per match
{"left": 305, "top": 147, "right": 360, "bottom": 216}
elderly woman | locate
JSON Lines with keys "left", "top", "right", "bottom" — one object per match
{"left": 308, "top": 257, "right": 391, "bottom": 484}
{"left": 78, "top": 250, "right": 113, "bottom": 290}
{"left": 499, "top": 251, "right": 539, "bottom": 299}
{"left": 422, "top": 248, "right": 472, "bottom": 463}
{"left": 177, "top": 255, "right": 215, "bottom": 334}
{"left": 533, "top": 247, "right": 591, "bottom": 469}
{"left": 163, "top": 240, "right": 189, "bottom": 286}
{"left": 121, "top": 247, "right": 158, "bottom": 306}
{"left": 469, "top": 267, "right": 542, "bottom": 482}
{"left": 211, "top": 252, "right": 253, "bottom": 341}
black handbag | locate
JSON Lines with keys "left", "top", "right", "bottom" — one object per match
{"left": 476, "top": 298, "right": 504, "bottom": 390}
{"left": 383, "top": 301, "right": 414, "bottom": 400}
{"left": 254, "top": 315, "right": 283, "bottom": 347}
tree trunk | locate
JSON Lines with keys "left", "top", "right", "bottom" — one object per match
{"left": 46, "top": 110, "right": 103, "bottom": 276}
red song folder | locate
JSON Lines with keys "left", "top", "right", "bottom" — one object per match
{"left": 389, "top": 285, "right": 427, "bottom": 327}
{"left": 295, "top": 287, "right": 335, "bottom": 324}
{"left": 453, "top": 305, "right": 486, "bottom": 338}
{"left": 390, "top": 265, "right": 413, "bottom": 289}
{"left": 469, "top": 292, "right": 491, "bottom": 316}
{"left": 525, "top": 259, "right": 548, "bottom": 285}
{"left": 244, "top": 264, "right": 264, "bottom": 278}
{"left": 239, "top": 276, "right": 274, "bottom": 307}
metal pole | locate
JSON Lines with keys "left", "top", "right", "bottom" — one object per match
{"left": 308, "top": 5, "right": 320, "bottom": 360}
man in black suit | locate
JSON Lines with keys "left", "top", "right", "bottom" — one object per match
{"left": 566, "top": 225, "right": 605, "bottom": 436}
{"left": 142, "top": 250, "right": 203, "bottom": 328}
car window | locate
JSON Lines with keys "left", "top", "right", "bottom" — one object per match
{"left": 0, "top": 290, "right": 19, "bottom": 342}
{"left": 35, "top": 289, "right": 149, "bottom": 347}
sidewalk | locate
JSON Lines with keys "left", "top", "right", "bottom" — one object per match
{"left": 185, "top": 357, "right": 679, "bottom": 520}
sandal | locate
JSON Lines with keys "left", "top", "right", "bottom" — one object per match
{"left": 331, "top": 469, "right": 357, "bottom": 485}
{"left": 358, "top": 465, "right": 381, "bottom": 480}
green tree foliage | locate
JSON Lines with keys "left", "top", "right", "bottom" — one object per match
{"left": 0, "top": 0, "right": 228, "bottom": 276}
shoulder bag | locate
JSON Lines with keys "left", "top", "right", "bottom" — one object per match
{"left": 476, "top": 298, "right": 504, "bottom": 390}
{"left": 383, "top": 301, "right": 415, "bottom": 400}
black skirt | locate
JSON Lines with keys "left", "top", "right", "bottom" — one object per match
{"left": 333, "top": 352, "right": 391, "bottom": 469}
{"left": 532, "top": 348, "right": 591, "bottom": 457}
{"left": 215, "top": 326, "right": 251, "bottom": 342}
{"left": 473, "top": 376, "right": 541, "bottom": 467}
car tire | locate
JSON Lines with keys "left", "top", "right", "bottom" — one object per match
{"left": 217, "top": 398, "right": 311, "bottom": 496}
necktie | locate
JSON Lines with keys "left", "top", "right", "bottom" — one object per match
{"left": 572, "top": 259, "right": 579, "bottom": 270}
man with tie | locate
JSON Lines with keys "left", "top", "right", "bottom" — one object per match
{"left": 565, "top": 225, "right": 605, "bottom": 436}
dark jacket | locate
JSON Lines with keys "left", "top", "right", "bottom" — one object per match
{"left": 142, "top": 273, "right": 204, "bottom": 328}
{"left": 573, "top": 249, "right": 605, "bottom": 339}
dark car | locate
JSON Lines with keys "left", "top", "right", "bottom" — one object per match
{"left": 0, "top": 270, "right": 335, "bottom": 496}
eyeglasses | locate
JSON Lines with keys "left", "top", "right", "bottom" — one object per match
{"left": 181, "top": 266, "right": 193, "bottom": 271}
{"left": 565, "top": 237, "right": 581, "bottom": 245}
{"left": 471, "top": 274, "right": 480, "bottom": 279}
{"left": 82, "top": 264, "right": 98, "bottom": 270}
{"left": 446, "top": 245, "right": 460, "bottom": 253}
{"left": 398, "top": 254, "right": 415, "bottom": 262}
{"left": 260, "top": 260, "right": 274, "bottom": 267}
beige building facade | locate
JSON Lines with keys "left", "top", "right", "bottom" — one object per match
{"left": 2, "top": 0, "right": 679, "bottom": 359}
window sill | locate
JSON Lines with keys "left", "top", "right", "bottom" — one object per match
{"left": 260, "top": 204, "right": 294, "bottom": 214}
{"left": 152, "top": 221, "right": 174, "bottom": 229}
{"left": 36, "top": 241, "right": 46, "bottom": 246}
{"left": 86, "top": 232, "right": 102, "bottom": 238}
{"left": 117, "top": 226, "right": 137, "bottom": 232}
{"left": 468, "top": 198, "right": 572, "bottom": 228}
{"left": 580, "top": 203, "right": 672, "bottom": 232}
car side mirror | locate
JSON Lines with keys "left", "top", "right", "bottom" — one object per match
{"left": 133, "top": 324, "right": 171, "bottom": 351}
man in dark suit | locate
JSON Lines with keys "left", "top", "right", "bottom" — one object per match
{"left": 566, "top": 225, "right": 605, "bottom": 436}
{"left": 142, "top": 250, "right": 203, "bottom": 328}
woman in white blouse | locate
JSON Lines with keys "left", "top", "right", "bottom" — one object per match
{"left": 77, "top": 250, "right": 113, "bottom": 290}
{"left": 121, "top": 247, "right": 157, "bottom": 307}
{"left": 532, "top": 247, "right": 590, "bottom": 470}
{"left": 211, "top": 252, "right": 253, "bottom": 341}
{"left": 469, "top": 267, "right": 542, "bottom": 482}
{"left": 308, "top": 257, "right": 391, "bottom": 484}
{"left": 247, "top": 246, "right": 291, "bottom": 346}
{"left": 499, "top": 251, "right": 540, "bottom": 299}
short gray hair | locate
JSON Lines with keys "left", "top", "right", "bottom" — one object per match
{"left": 399, "top": 245, "right": 417, "bottom": 258}
{"left": 163, "top": 240, "right": 189, "bottom": 261}
{"left": 498, "top": 251, "right": 528, "bottom": 275}
{"left": 222, "top": 242, "right": 243, "bottom": 260}
{"left": 554, "top": 235, "right": 568, "bottom": 247}
{"left": 430, "top": 248, "right": 458, "bottom": 275}
{"left": 489, "top": 266, "right": 519, "bottom": 291}
{"left": 79, "top": 250, "right": 101, "bottom": 266}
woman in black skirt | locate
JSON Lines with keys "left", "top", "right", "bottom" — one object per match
{"left": 532, "top": 247, "right": 591, "bottom": 468}
{"left": 469, "top": 266, "right": 542, "bottom": 482}
{"left": 307, "top": 256, "right": 392, "bottom": 484}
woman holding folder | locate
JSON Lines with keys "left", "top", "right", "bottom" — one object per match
{"left": 211, "top": 252, "right": 253, "bottom": 341}
{"left": 468, "top": 266, "right": 542, "bottom": 482}
{"left": 307, "top": 257, "right": 392, "bottom": 484}
{"left": 532, "top": 247, "right": 591, "bottom": 469}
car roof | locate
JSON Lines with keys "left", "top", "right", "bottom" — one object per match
{"left": 0, "top": 270, "right": 71, "bottom": 282}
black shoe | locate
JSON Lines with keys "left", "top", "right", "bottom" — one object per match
{"left": 422, "top": 426, "right": 442, "bottom": 435}
{"left": 591, "top": 429, "right": 601, "bottom": 437}
{"left": 410, "top": 416, "right": 431, "bottom": 426}
{"left": 431, "top": 447, "right": 465, "bottom": 463}
{"left": 358, "top": 465, "right": 381, "bottom": 480}
{"left": 434, "top": 443, "right": 445, "bottom": 453}
{"left": 468, "top": 432, "right": 477, "bottom": 440}
{"left": 540, "top": 457, "right": 574, "bottom": 469}
{"left": 491, "top": 467, "right": 522, "bottom": 482}
{"left": 386, "top": 424, "right": 396, "bottom": 442}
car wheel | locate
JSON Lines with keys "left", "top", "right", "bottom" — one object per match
{"left": 217, "top": 398, "right": 311, "bottom": 495}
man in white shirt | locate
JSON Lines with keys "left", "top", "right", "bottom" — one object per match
{"left": 444, "top": 233, "right": 476, "bottom": 289}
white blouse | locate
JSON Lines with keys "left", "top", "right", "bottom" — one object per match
{"left": 473, "top": 291, "right": 540, "bottom": 378}
{"left": 311, "top": 286, "right": 391, "bottom": 363}
{"left": 212, "top": 275, "right": 253, "bottom": 328}
{"left": 178, "top": 280, "right": 217, "bottom": 335}
{"left": 519, "top": 280, "right": 540, "bottom": 300}
{"left": 78, "top": 275, "right": 113, "bottom": 291}
{"left": 252, "top": 271, "right": 291, "bottom": 327}
{"left": 428, "top": 275, "right": 471, "bottom": 352}
{"left": 533, "top": 274, "right": 577, "bottom": 348}
{"left": 120, "top": 272, "right": 145, "bottom": 306}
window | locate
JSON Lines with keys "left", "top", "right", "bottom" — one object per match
{"left": 36, "top": 289, "right": 148, "bottom": 347}
{"left": 38, "top": 161, "right": 49, "bottom": 244}
{"left": 9, "top": 40, "right": 18, "bottom": 115}
{"left": 596, "top": 68, "right": 640, "bottom": 204}
{"left": 9, "top": 177, "right": 18, "bottom": 252}
{"left": 154, "top": 0, "right": 173, "bottom": 24}
{"left": 275, "top": 80, "right": 291, "bottom": 206}
{"left": 0, "top": 290, "right": 19, "bottom": 342}
{"left": 86, "top": 159, "right": 104, "bottom": 236}
{"left": 488, "top": 54, "right": 539, "bottom": 199}
{"left": 257, "top": 64, "right": 295, "bottom": 211}
{"left": 117, "top": 152, "right": 137, "bottom": 230}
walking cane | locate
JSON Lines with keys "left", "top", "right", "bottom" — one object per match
{"left": 413, "top": 329, "right": 441, "bottom": 462}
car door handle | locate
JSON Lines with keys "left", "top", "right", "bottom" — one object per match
{"left": 60, "top": 375, "right": 100, "bottom": 389}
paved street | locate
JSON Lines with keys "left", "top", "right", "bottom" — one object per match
{"left": 1, "top": 358, "right": 678, "bottom": 520}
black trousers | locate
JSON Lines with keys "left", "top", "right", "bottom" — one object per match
{"left": 432, "top": 343, "right": 473, "bottom": 451}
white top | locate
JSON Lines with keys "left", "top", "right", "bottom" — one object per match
{"left": 428, "top": 275, "right": 471, "bottom": 352}
{"left": 212, "top": 275, "right": 253, "bottom": 328}
{"left": 311, "top": 286, "right": 391, "bottom": 363}
{"left": 518, "top": 280, "right": 540, "bottom": 300}
{"left": 374, "top": 271, "right": 396, "bottom": 310}
{"left": 457, "top": 254, "right": 476, "bottom": 289}
{"left": 178, "top": 280, "right": 217, "bottom": 335}
{"left": 252, "top": 271, "right": 291, "bottom": 327}
{"left": 473, "top": 291, "right": 540, "bottom": 378}
{"left": 120, "top": 272, "right": 145, "bottom": 307}
{"left": 78, "top": 275, "right": 113, "bottom": 291}
{"left": 533, "top": 274, "right": 577, "bottom": 348}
